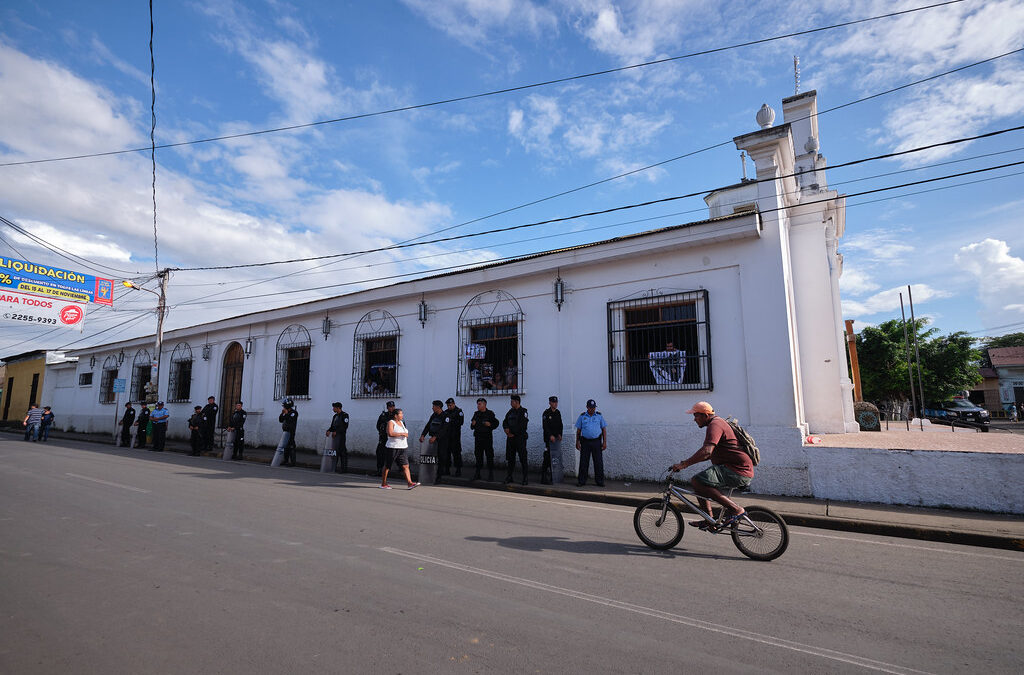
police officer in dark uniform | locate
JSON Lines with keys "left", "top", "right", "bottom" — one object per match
{"left": 419, "top": 400, "right": 450, "bottom": 484}
{"left": 502, "top": 394, "right": 529, "bottom": 485}
{"left": 188, "top": 405, "right": 205, "bottom": 455}
{"left": 119, "top": 402, "right": 136, "bottom": 447}
{"left": 200, "top": 396, "right": 219, "bottom": 452}
{"left": 327, "top": 402, "right": 350, "bottom": 473}
{"left": 375, "top": 401, "right": 396, "bottom": 476}
{"left": 134, "top": 404, "right": 150, "bottom": 448}
{"left": 470, "top": 397, "right": 498, "bottom": 481}
{"left": 541, "top": 395, "right": 563, "bottom": 484}
{"left": 279, "top": 398, "right": 299, "bottom": 467}
{"left": 444, "top": 397, "right": 465, "bottom": 477}
{"left": 227, "top": 401, "right": 247, "bottom": 460}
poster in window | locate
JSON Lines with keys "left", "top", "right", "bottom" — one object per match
{"left": 465, "top": 343, "right": 486, "bottom": 360}
{"left": 648, "top": 349, "right": 685, "bottom": 385}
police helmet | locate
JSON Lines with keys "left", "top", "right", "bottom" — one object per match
{"left": 282, "top": 397, "right": 294, "bottom": 408}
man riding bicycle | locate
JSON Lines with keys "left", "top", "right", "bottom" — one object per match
{"left": 670, "top": 401, "right": 753, "bottom": 529}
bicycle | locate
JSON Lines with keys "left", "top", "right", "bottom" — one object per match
{"left": 633, "top": 471, "right": 789, "bottom": 561}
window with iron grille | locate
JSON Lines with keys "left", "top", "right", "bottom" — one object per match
{"left": 166, "top": 342, "right": 193, "bottom": 402}
{"left": 129, "top": 348, "right": 152, "bottom": 403}
{"left": 352, "top": 310, "right": 400, "bottom": 399}
{"left": 78, "top": 372, "right": 93, "bottom": 386}
{"left": 274, "top": 324, "right": 312, "bottom": 399}
{"left": 607, "top": 289, "right": 711, "bottom": 392}
{"left": 99, "top": 355, "right": 119, "bottom": 403}
{"left": 457, "top": 290, "right": 524, "bottom": 396}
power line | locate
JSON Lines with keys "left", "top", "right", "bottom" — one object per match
{"left": 149, "top": 0, "right": 160, "bottom": 274}
{"left": 174, "top": 124, "right": 1024, "bottom": 272}
{"left": 0, "top": 1, "right": 967, "bottom": 169}
{"left": 0, "top": 215, "right": 144, "bottom": 276}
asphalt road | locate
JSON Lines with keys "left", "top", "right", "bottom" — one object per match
{"left": 2, "top": 438, "right": 1022, "bottom": 674}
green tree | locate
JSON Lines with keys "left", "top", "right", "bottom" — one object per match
{"left": 855, "top": 318, "right": 982, "bottom": 404}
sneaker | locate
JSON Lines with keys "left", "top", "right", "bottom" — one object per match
{"left": 407, "top": 482, "right": 420, "bottom": 490}
{"left": 689, "top": 520, "right": 711, "bottom": 530}
{"left": 379, "top": 485, "right": 393, "bottom": 489}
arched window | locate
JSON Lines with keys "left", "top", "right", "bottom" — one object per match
{"left": 458, "top": 290, "right": 524, "bottom": 396}
{"left": 166, "top": 342, "right": 193, "bottom": 402}
{"left": 130, "top": 348, "right": 152, "bottom": 403}
{"left": 351, "top": 310, "right": 400, "bottom": 399}
{"left": 274, "top": 324, "right": 312, "bottom": 400}
{"left": 99, "top": 355, "right": 119, "bottom": 404}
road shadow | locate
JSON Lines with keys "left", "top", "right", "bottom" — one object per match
{"left": 465, "top": 535, "right": 729, "bottom": 560}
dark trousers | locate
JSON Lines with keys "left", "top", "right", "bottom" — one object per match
{"left": 375, "top": 439, "right": 387, "bottom": 473}
{"left": 437, "top": 437, "right": 451, "bottom": 475}
{"left": 283, "top": 437, "right": 297, "bottom": 465}
{"left": 120, "top": 425, "right": 132, "bottom": 447}
{"left": 201, "top": 425, "right": 215, "bottom": 451}
{"left": 505, "top": 434, "right": 528, "bottom": 481}
{"left": 474, "top": 435, "right": 494, "bottom": 475}
{"left": 332, "top": 435, "right": 348, "bottom": 472}
{"left": 135, "top": 425, "right": 147, "bottom": 448}
{"left": 448, "top": 435, "right": 463, "bottom": 471}
{"left": 189, "top": 429, "right": 202, "bottom": 454}
{"left": 232, "top": 430, "right": 245, "bottom": 459}
{"left": 578, "top": 437, "right": 604, "bottom": 485}
{"left": 152, "top": 423, "right": 167, "bottom": 452}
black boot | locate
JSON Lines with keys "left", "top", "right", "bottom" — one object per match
{"left": 472, "top": 470, "right": 481, "bottom": 481}
{"left": 454, "top": 467, "right": 462, "bottom": 478}
{"left": 504, "top": 474, "right": 513, "bottom": 484}
{"left": 488, "top": 469, "right": 494, "bottom": 482}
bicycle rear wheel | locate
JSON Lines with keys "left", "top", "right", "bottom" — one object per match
{"left": 634, "top": 498, "right": 684, "bottom": 550}
{"left": 730, "top": 506, "right": 789, "bottom": 561}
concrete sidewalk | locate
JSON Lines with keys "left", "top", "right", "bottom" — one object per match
{"left": 8, "top": 427, "right": 1024, "bottom": 552}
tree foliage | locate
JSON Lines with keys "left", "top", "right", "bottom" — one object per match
{"left": 855, "top": 318, "right": 981, "bottom": 404}
{"left": 981, "top": 332, "right": 1024, "bottom": 349}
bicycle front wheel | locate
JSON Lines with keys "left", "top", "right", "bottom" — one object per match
{"left": 634, "top": 498, "right": 684, "bottom": 550}
{"left": 730, "top": 506, "right": 789, "bottom": 561}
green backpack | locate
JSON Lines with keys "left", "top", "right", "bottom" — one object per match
{"left": 724, "top": 416, "right": 760, "bottom": 467}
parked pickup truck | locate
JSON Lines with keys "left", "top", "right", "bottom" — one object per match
{"left": 921, "top": 397, "right": 991, "bottom": 430}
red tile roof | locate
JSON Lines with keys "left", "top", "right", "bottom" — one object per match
{"left": 989, "top": 346, "right": 1024, "bottom": 367}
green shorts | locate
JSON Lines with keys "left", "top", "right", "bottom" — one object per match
{"left": 693, "top": 464, "right": 752, "bottom": 489}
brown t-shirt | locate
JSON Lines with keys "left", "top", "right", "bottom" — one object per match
{"left": 704, "top": 416, "right": 754, "bottom": 477}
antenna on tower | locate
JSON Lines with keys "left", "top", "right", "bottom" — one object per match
{"left": 794, "top": 55, "right": 801, "bottom": 95}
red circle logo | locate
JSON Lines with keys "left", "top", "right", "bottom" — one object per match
{"left": 59, "top": 305, "right": 84, "bottom": 325}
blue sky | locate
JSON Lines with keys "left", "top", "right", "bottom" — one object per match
{"left": 1, "top": 0, "right": 1023, "bottom": 357}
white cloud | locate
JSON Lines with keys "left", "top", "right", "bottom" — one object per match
{"left": 841, "top": 283, "right": 951, "bottom": 318}
{"left": 563, "top": 0, "right": 707, "bottom": 64}
{"left": 839, "top": 267, "right": 881, "bottom": 296}
{"left": 508, "top": 95, "right": 563, "bottom": 155}
{"left": 955, "top": 239, "right": 1024, "bottom": 323}
{"left": 841, "top": 227, "right": 915, "bottom": 264}
{"left": 400, "top": 0, "right": 558, "bottom": 51}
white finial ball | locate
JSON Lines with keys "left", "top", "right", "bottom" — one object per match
{"left": 756, "top": 103, "right": 776, "bottom": 129}
{"left": 805, "top": 136, "right": 819, "bottom": 154}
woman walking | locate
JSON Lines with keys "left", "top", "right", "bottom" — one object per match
{"left": 382, "top": 408, "right": 419, "bottom": 490}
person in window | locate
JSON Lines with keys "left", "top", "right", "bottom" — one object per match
{"left": 119, "top": 402, "right": 136, "bottom": 448}
{"left": 468, "top": 362, "right": 482, "bottom": 391}
{"left": 470, "top": 398, "right": 498, "bottom": 481}
{"left": 504, "top": 359, "right": 518, "bottom": 389}
{"left": 502, "top": 394, "right": 529, "bottom": 485}
{"left": 134, "top": 404, "right": 150, "bottom": 448}
{"left": 363, "top": 377, "right": 378, "bottom": 395}
{"left": 491, "top": 369, "right": 506, "bottom": 391}
{"left": 649, "top": 341, "right": 685, "bottom": 385}
{"left": 382, "top": 408, "right": 418, "bottom": 489}
{"left": 39, "top": 406, "right": 55, "bottom": 442}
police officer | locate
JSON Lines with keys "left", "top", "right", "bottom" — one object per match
{"left": 374, "top": 401, "right": 396, "bottom": 476}
{"left": 134, "top": 403, "right": 150, "bottom": 449}
{"left": 273, "top": 398, "right": 299, "bottom": 467}
{"left": 188, "top": 405, "right": 205, "bottom": 455}
{"left": 444, "top": 397, "right": 465, "bottom": 477}
{"left": 470, "top": 397, "right": 498, "bottom": 481}
{"left": 119, "top": 402, "right": 136, "bottom": 447}
{"left": 574, "top": 398, "right": 608, "bottom": 487}
{"left": 327, "top": 402, "right": 350, "bottom": 473}
{"left": 227, "top": 401, "right": 247, "bottom": 460}
{"left": 502, "top": 394, "right": 529, "bottom": 485}
{"left": 419, "top": 400, "right": 449, "bottom": 484}
{"left": 149, "top": 401, "right": 170, "bottom": 452}
{"left": 541, "top": 395, "right": 564, "bottom": 484}
{"left": 201, "top": 396, "right": 219, "bottom": 452}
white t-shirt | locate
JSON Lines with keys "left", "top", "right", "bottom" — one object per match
{"left": 386, "top": 420, "right": 408, "bottom": 448}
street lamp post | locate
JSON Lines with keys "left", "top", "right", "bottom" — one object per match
{"left": 123, "top": 270, "right": 170, "bottom": 404}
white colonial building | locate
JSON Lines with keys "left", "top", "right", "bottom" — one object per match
{"left": 45, "top": 91, "right": 860, "bottom": 497}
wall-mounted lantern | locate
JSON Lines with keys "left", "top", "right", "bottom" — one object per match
{"left": 117, "top": 349, "right": 125, "bottom": 366}
{"left": 201, "top": 344, "right": 212, "bottom": 361}
{"left": 553, "top": 277, "right": 566, "bottom": 311}
{"left": 244, "top": 337, "right": 253, "bottom": 358}
{"left": 89, "top": 355, "right": 96, "bottom": 368}
{"left": 418, "top": 299, "right": 429, "bottom": 328}
{"left": 322, "top": 315, "right": 331, "bottom": 341}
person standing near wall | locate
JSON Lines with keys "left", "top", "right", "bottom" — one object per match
{"left": 200, "top": 396, "right": 219, "bottom": 452}
{"left": 574, "top": 399, "right": 607, "bottom": 487}
{"left": 119, "top": 402, "right": 136, "bottom": 448}
{"left": 38, "top": 406, "right": 55, "bottom": 442}
{"left": 149, "top": 401, "right": 169, "bottom": 452}
{"left": 274, "top": 398, "right": 299, "bottom": 467}
{"left": 227, "top": 402, "right": 247, "bottom": 460}
{"left": 188, "top": 406, "right": 205, "bottom": 455}
{"left": 419, "top": 400, "right": 449, "bottom": 484}
{"left": 470, "top": 398, "right": 497, "bottom": 481}
{"left": 327, "top": 402, "right": 350, "bottom": 473}
{"left": 374, "top": 401, "right": 396, "bottom": 476}
{"left": 22, "top": 403, "right": 42, "bottom": 442}
{"left": 541, "top": 396, "right": 564, "bottom": 484}
{"left": 135, "top": 404, "right": 150, "bottom": 449}
{"left": 444, "top": 397, "right": 465, "bottom": 477}
{"left": 502, "top": 394, "right": 529, "bottom": 485}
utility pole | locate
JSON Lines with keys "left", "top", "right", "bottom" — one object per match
{"left": 845, "top": 319, "right": 863, "bottom": 402}
{"left": 123, "top": 269, "right": 171, "bottom": 404}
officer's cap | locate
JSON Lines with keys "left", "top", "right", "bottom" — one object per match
{"left": 332, "top": 401, "right": 343, "bottom": 408}
{"left": 549, "top": 395, "right": 558, "bottom": 402}
{"left": 432, "top": 399, "right": 443, "bottom": 408}
{"left": 125, "top": 402, "right": 133, "bottom": 407}
{"left": 586, "top": 399, "right": 597, "bottom": 408}
{"left": 476, "top": 398, "right": 487, "bottom": 404}
{"left": 386, "top": 400, "right": 395, "bottom": 407}
{"left": 208, "top": 396, "right": 215, "bottom": 400}
{"left": 194, "top": 405, "right": 202, "bottom": 410}
{"left": 157, "top": 401, "right": 165, "bottom": 406}
{"left": 510, "top": 394, "right": 521, "bottom": 402}
{"left": 235, "top": 401, "right": 243, "bottom": 406}
{"left": 445, "top": 397, "right": 455, "bottom": 404}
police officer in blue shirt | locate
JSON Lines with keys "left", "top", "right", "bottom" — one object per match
{"left": 574, "top": 399, "right": 607, "bottom": 487}
{"left": 149, "top": 401, "right": 170, "bottom": 452}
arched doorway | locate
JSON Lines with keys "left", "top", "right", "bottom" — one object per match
{"left": 219, "top": 342, "right": 244, "bottom": 427}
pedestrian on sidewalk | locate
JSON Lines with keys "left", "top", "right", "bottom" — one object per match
{"left": 382, "top": 408, "right": 418, "bottom": 489}
{"left": 326, "top": 402, "right": 350, "bottom": 473}
{"left": 150, "top": 401, "right": 169, "bottom": 452}
{"left": 119, "top": 402, "right": 136, "bottom": 447}
{"left": 502, "top": 394, "right": 529, "bottom": 485}
{"left": 22, "top": 403, "right": 42, "bottom": 441}
{"left": 541, "top": 396, "right": 564, "bottom": 484}
{"left": 135, "top": 404, "right": 150, "bottom": 448}
{"left": 200, "top": 396, "right": 218, "bottom": 452}
{"left": 188, "top": 406, "right": 205, "bottom": 455}
{"left": 273, "top": 398, "right": 299, "bottom": 467}
{"left": 227, "top": 402, "right": 247, "bottom": 460}
{"left": 445, "top": 397, "right": 465, "bottom": 477}
{"left": 470, "top": 397, "right": 497, "bottom": 481}
{"left": 574, "top": 399, "right": 607, "bottom": 487}
{"left": 374, "top": 401, "right": 396, "bottom": 476}
{"left": 39, "top": 406, "right": 55, "bottom": 442}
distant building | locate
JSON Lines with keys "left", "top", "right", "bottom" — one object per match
{"left": 989, "top": 347, "right": 1024, "bottom": 412}
{"left": 2, "top": 350, "right": 74, "bottom": 423}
